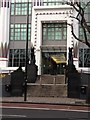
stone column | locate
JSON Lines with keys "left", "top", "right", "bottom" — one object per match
{"left": 0, "top": 0, "right": 10, "bottom": 67}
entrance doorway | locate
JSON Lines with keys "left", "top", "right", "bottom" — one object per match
{"left": 42, "top": 52, "right": 66, "bottom": 75}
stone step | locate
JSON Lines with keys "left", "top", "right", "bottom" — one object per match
{"left": 55, "top": 75, "right": 65, "bottom": 84}
{"left": 36, "top": 75, "right": 65, "bottom": 84}
{"left": 27, "top": 84, "right": 67, "bottom": 97}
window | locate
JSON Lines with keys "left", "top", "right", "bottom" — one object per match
{"left": 81, "top": 2, "right": 90, "bottom": 14}
{"left": 15, "top": 3, "right": 21, "bottom": 15}
{"left": 11, "top": 3, "right": 15, "bottom": 15}
{"left": 79, "top": 23, "right": 90, "bottom": 41}
{"left": 10, "top": 23, "right": 31, "bottom": 41}
{"left": 10, "top": 24, "right": 14, "bottom": 40}
{"left": 42, "top": 23, "right": 67, "bottom": 41}
{"left": 29, "top": 3, "right": 32, "bottom": 15}
{"left": 11, "top": 2, "right": 32, "bottom": 15}
{"left": 43, "top": 0, "right": 65, "bottom": 6}
{"left": 9, "top": 49, "right": 30, "bottom": 67}
{"left": 79, "top": 48, "right": 90, "bottom": 67}
{"left": 15, "top": 3, "right": 28, "bottom": 15}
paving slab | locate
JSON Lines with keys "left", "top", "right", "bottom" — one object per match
{"left": 0, "top": 97, "right": 87, "bottom": 106}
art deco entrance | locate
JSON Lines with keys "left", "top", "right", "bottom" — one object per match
{"left": 42, "top": 52, "right": 66, "bottom": 75}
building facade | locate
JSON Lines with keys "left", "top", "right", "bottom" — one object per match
{"left": 0, "top": 0, "right": 90, "bottom": 74}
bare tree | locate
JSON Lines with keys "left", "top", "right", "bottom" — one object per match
{"left": 67, "top": 1, "right": 90, "bottom": 47}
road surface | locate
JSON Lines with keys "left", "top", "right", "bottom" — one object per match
{"left": 0, "top": 103, "right": 89, "bottom": 119}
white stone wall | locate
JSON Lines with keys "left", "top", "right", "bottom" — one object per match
{"left": 72, "top": 4, "right": 79, "bottom": 69}
{"left": 31, "top": 5, "right": 78, "bottom": 75}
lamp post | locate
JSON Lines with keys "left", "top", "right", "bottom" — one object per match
{"left": 24, "top": 0, "right": 29, "bottom": 101}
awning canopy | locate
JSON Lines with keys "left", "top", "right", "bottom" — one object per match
{"left": 51, "top": 54, "right": 66, "bottom": 64}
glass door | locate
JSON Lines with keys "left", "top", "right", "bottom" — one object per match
{"left": 42, "top": 52, "right": 66, "bottom": 75}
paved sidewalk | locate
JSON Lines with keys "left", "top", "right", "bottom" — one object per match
{"left": 0, "top": 97, "right": 87, "bottom": 106}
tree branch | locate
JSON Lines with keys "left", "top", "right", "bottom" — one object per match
{"left": 67, "top": 1, "right": 90, "bottom": 47}
{"left": 68, "top": 23, "right": 90, "bottom": 47}
{"left": 68, "top": 1, "right": 90, "bottom": 33}
{"left": 68, "top": 23, "right": 84, "bottom": 42}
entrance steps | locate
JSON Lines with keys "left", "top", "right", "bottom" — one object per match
{"left": 36, "top": 75, "right": 65, "bottom": 84}
{"left": 27, "top": 75, "right": 67, "bottom": 97}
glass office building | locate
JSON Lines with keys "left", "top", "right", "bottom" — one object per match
{"left": 0, "top": 0, "right": 90, "bottom": 74}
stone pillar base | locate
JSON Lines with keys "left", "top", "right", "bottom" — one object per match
{"left": 73, "top": 58, "right": 78, "bottom": 69}
{"left": 0, "top": 58, "right": 8, "bottom": 67}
